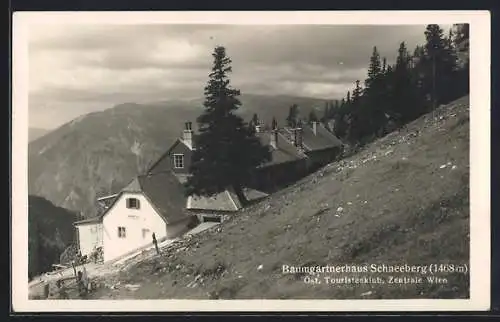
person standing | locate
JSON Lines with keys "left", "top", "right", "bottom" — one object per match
{"left": 152, "top": 232, "right": 160, "bottom": 255}
{"left": 57, "top": 279, "right": 69, "bottom": 299}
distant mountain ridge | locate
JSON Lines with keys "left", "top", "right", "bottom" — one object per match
{"left": 28, "top": 93, "right": 333, "bottom": 218}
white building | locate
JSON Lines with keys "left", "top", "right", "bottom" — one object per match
{"left": 74, "top": 171, "right": 195, "bottom": 263}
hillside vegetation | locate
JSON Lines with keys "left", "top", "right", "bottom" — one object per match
{"left": 28, "top": 196, "right": 77, "bottom": 279}
{"left": 86, "top": 95, "right": 469, "bottom": 300}
{"left": 28, "top": 94, "right": 329, "bottom": 218}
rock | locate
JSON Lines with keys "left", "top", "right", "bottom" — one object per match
{"left": 347, "top": 202, "right": 352, "bottom": 205}
{"left": 440, "top": 164, "right": 447, "bottom": 169}
{"left": 451, "top": 165, "right": 457, "bottom": 170}
{"left": 257, "top": 264, "right": 264, "bottom": 271}
{"left": 337, "top": 206, "right": 343, "bottom": 212}
{"left": 124, "top": 284, "right": 140, "bottom": 291}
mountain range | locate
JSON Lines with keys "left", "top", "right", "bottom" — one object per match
{"left": 28, "top": 93, "right": 332, "bottom": 218}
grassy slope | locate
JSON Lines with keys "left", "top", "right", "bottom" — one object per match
{"left": 90, "top": 95, "right": 470, "bottom": 300}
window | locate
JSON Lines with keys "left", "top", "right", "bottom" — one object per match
{"left": 142, "top": 228, "right": 150, "bottom": 239}
{"left": 126, "top": 198, "right": 140, "bottom": 209}
{"left": 202, "top": 215, "right": 222, "bottom": 223}
{"left": 117, "top": 227, "right": 126, "bottom": 238}
{"left": 173, "top": 154, "right": 184, "bottom": 169}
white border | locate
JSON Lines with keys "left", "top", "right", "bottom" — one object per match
{"left": 12, "top": 11, "right": 491, "bottom": 312}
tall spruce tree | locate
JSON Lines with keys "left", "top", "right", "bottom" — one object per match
{"left": 347, "top": 80, "right": 367, "bottom": 143}
{"left": 389, "top": 41, "right": 419, "bottom": 124}
{"left": 364, "top": 47, "right": 385, "bottom": 136}
{"left": 321, "top": 102, "right": 329, "bottom": 123}
{"left": 185, "top": 46, "right": 271, "bottom": 205}
{"left": 422, "top": 24, "right": 458, "bottom": 108}
{"left": 333, "top": 98, "right": 348, "bottom": 139}
{"left": 365, "top": 46, "right": 382, "bottom": 89}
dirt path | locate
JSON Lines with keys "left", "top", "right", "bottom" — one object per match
{"left": 30, "top": 220, "right": 221, "bottom": 299}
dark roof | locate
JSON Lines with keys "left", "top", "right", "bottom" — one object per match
{"left": 255, "top": 131, "right": 306, "bottom": 167}
{"left": 137, "top": 171, "right": 191, "bottom": 224}
{"left": 187, "top": 189, "right": 241, "bottom": 212}
{"left": 146, "top": 133, "right": 201, "bottom": 174}
{"left": 75, "top": 172, "right": 190, "bottom": 226}
{"left": 74, "top": 216, "right": 102, "bottom": 225}
{"left": 281, "top": 124, "right": 342, "bottom": 152}
{"left": 187, "top": 187, "right": 268, "bottom": 212}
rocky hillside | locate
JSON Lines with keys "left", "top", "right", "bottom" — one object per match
{"left": 28, "top": 195, "right": 77, "bottom": 279}
{"left": 86, "top": 95, "right": 470, "bottom": 300}
{"left": 28, "top": 94, "right": 329, "bottom": 218}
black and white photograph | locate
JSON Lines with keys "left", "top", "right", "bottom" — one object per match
{"left": 11, "top": 11, "right": 490, "bottom": 312}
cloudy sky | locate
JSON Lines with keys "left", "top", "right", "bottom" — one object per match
{"left": 28, "top": 24, "right": 437, "bottom": 129}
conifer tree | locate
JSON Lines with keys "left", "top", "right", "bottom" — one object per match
{"left": 365, "top": 46, "right": 382, "bottom": 89}
{"left": 321, "top": 102, "right": 329, "bottom": 123}
{"left": 333, "top": 98, "right": 348, "bottom": 139}
{"left": 185, "top": 46, "right": 271, "bottom": 205}
{"left": 422, "top": 24, "right": 458, "bottom": 108}
{"left": 389, "top": 41, "right": 419, "bottom": 124}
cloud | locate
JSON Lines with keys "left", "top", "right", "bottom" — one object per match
{"left": 28, "top": 23, "right": 441, "bottom": 129}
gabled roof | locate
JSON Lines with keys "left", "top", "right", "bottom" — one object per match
{"left": 73, "top": 216, "right": 102, "bottom": 225}
{"left": 187, "top": 189, "right": 241, "bottom": 212}
{"left": 146, "top": 138, "right": 183, "bottom": 174}
{"left": 186, "top": 187, "right": 269, "bottom": 212}
{"left": 122, "top": 177, "right": 142, "bottom": 192}
{"left": 137, "top": 171, "right": 190, "bottom": 224}
{"left": 255, "top": 131, "right": 307, "bottom": 167}
{"left": 75, "top": 171, "right": 190, "bottom": 226}
{"left": 146, "top": 134, "right": 199, "bottom": 174}
{"left": 281, "top": 124, "right": 342, "bottom": 152}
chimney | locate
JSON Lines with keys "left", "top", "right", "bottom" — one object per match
{"left": 270, "top": 130, "right": 278, "bottom": 150}
{"left": 290, "top": 128, "right": 296, "bottom": 146}
{"left": 312, "top": 121, "right": 318, "bottom": 135}
{"left": 183, "top": 121, "right": 194, "bottom": 148}
{"left": 270, "top": 121, "right": 278, "bottom": 150}
{"left": 295, "top": 126, "right": 303, "bottom": 148}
